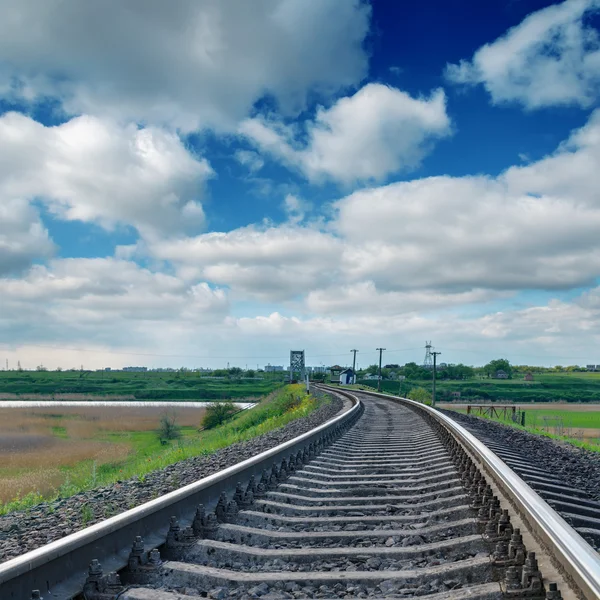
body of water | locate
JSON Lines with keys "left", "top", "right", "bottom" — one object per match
{"left": 0, "top": 401, "right": 255, "bottom": 409}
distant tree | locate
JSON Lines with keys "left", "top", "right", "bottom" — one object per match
{"left": 246, "top": 369, "right": 255, "bottom": 378}
{"left": 408, "top": 387, "right": 432, "bottom": 405}
{"left": 312, "top": 372, "right": 326, "bottom": 381}
{"left": 484, "top": 358, "right": 512, "bottom": 378}
{"left": 55, "top": 366, "right": 62, "bottom": 372}
{"left": 36, "top": 364, "right": 47, "bottom": 371}
{"left": 439, "top": 364, "right": 474, "bottom": 380}
{"left": 403, "top": 362, "right": 430, "bottom": 380}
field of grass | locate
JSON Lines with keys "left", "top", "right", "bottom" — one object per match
{"left": 0, "top": 384, "right": 323, "bottom": 514}
{"left": 443, "top": 403, "right": 600, "bottom": 454}
{"left": 358, "top": 371, "right": 600, "bottom": 403}
{"left": 0, "top": 370, "right": 285, "bottom": 400}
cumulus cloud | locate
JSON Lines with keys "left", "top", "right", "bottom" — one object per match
{"left": 305, "top": 283, "right": 510, "bottom": 316}
{"left": 0, "top": 0, "right": 370, "bottom": 131}
{"left": 445, "top": 0, "right": 600, "bottom": 109}
{"left": 146, "top": 108, "right": 600, "bottom": 308}
{"left": 240, "top": 84, "right": 451, "bottom": 184}
{"left": 0, "top": 199, "right": 55, "bottom": 275}
{"left": 0, "top": 112, "right": 212, "bottom": 236}
{"left": 0, "top": 258, "right": 229, "bottom": 348}
{"left": 283, "top": 194, "right": 312, "bottom": 224}
{"left": 147, "top": 225, "right": 342, "bottom": 301}
{"left": 235, "top": 150, "right": 265, "bottom": 173}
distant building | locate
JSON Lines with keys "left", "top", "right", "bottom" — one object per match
{"left": 264, "top": 364, "right": 284, "bottom": 372}
{"left": 495, "top": 370, "right": 508, "bottom": 379}
{"left": 586, "top": 365, "right": 599, "bottom": 372}
{"left": 329, "top": 365, "right": 344, "bottom": 383}
{"left": 363, "top": 374, "right": 380, "bottom": 381}
{"left": 123, "top": 366, "right": 147, "bottom": 372}
{"left": 339, "top": 368, "right": 356, "bottom": 385}
{"left": 524, "top": 372, "right": 534, "bottom": 381}
{"left": 450, "top": 391, "right": 461, "bottom": 399}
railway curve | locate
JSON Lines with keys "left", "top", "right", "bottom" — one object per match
{"left": 0, "top": 387, "right": 599, "bottom": 600}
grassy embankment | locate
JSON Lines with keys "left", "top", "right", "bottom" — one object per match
{"left": 0, "top": 370, "right": 285, "bottom": 400}
{"left": 0, "top": 384, "right": 323, "bottom": 514}
{"left": 445, "top": 405, "right": 600, "bottom": 453}
{"left": 358, "top": 371, "right": 600, "bottom": 403}
{"left": 350, "top": 381, "right": 600, "bottom": 453}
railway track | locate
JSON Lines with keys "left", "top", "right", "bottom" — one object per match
{"left": 442, "top": 415, "right": 600, "bottom": 551}
{"left": 1, "top": 388, "right": 599, "bottom": 599}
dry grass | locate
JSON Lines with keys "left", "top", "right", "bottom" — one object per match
{"left": 0, "top": 393, "right": 137, "bottom": 400}
{"left": 0, "top": 406, "right": 206, "bottom": 434}
{"left": 0, "top": 469, "right": 65, "bottom": 503}
{"left": 0, "top": 406, "right": 206, "bottom": 503}
{"left": 0, "top": 438, "right": 131, "bottom": 470}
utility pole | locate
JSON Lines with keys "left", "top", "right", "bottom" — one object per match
{"left": 376, "top": 348, "right": 385, "bottom": 392}
{"left": 350, "top": 349, "right": 358, "bottom": 384}
{"left": 432, "top": 351, "right": 441, "bottom": 407}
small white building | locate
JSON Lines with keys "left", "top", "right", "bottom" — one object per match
{"left": 339, "top": 368, "right": 356, "bottom": 385}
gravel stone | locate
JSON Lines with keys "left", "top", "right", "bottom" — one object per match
{"left": 442, "top": 409, "right": 600, "bottom": 502}
{"left": 0, "top": 395, "right": 343, "bottom": 564}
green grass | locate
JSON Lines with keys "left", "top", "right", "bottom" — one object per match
{"left": 358, "top": 371, "right": 600, "bottom": 403}
{"left": 523, "top": 409, "right": 600, "bottom": 429}
{"left": 0, "top": 370, "right": 286, "bottom": 400}
{"left": 0, "top": 384, "right": 325, "bottom": 515}
{"left": 51, "top": 426, "right": 68, "bottom": 438}
{"left": 446, "top": 406, "right": 600, "bottom": 454}
{"left": 450, "top": 407, "right": 600, "bottom": 430}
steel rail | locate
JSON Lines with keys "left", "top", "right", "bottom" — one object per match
{"left": 0, "top": 391, "right": 360, "bottom": 599}
{"left": 323, "top": 385, "right": 600, "bottom": 599}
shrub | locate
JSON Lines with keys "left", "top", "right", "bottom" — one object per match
{"left": 201, "top": 402, "right": 239, "bottom": 430}
{"left": 407, "top": 387, "right": 432, "bottom": 405}
{"left": 158, "top": 412, "right": 181, "bottom": 441}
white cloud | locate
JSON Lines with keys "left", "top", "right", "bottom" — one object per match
{"left": 235, "top": 150, "right": 265, "bottom": 173}
{"left": 445, "top": 0, "right": 600, "bottom": 109}
{"left": 0, "top": 199, "right": 55, "bottom": 275}
{"left": 240, "top": 84, "right": 451, "bottom": 184}
{"left": 0, "top": 0, "right": 371, "bottom": 132}
{"left": 0, "top": 258, "right": 229, "bottom": 352}
{"left": 305, "top": 283, "right": 510, "bottom": 316}
{"left": 147, "top": 109, "right": 600, "bottom": 306}
{"left": 283, "top": 194, "right": 312, "bottom": 224}
{"left": 504, "top": 108, "right": 600, "bottom": 205}
{"left": 147, "top": 225, "right": 342, "bottom": 301}
{"left": 0, "top": 112, "right": 212, "bottom": 236}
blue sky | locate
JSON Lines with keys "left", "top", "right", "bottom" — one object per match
{"left": 1, "top": 0, "right": 600, "bottom": 370}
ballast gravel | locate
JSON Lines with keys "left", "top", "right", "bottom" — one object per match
{"left": 0, "top": 395, "right": 343, "bottom": 564}
{"left": 441, "top": 409, "right": 600, "bottom": 503}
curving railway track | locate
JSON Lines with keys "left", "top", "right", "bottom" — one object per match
{"left": 1, "top": 387, "right": 599, "bottom": 599}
